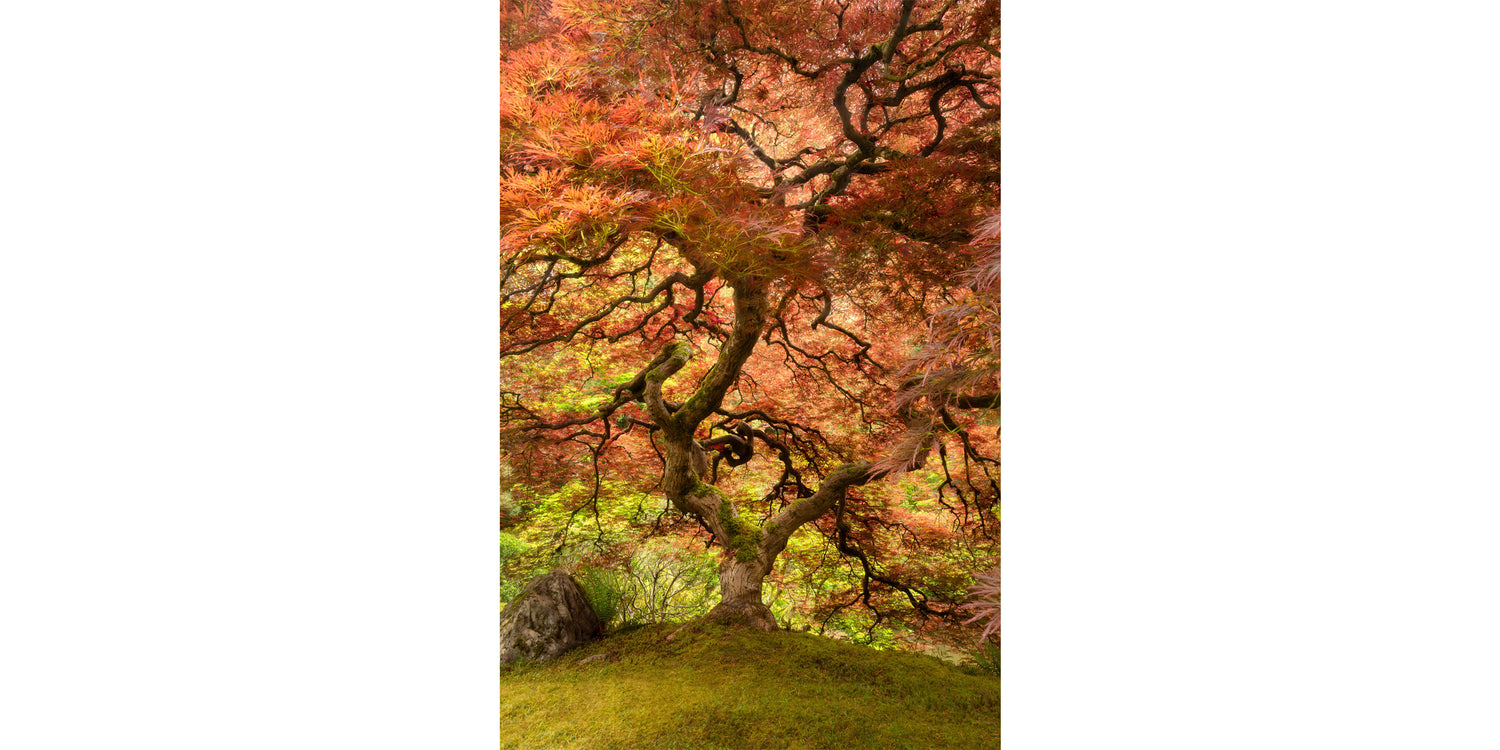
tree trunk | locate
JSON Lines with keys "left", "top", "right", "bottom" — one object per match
{"left": 705, "top": 557, "right": 777, "bottom": 631}
{"left": 629, "top": 282, "right": 871, "bottom": 635}
{"left": 696, "top": 461, "right": 877, "bottom": 633}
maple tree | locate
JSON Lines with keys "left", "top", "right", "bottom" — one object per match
{"left": 501, "top": 0, "right": 999, "bottom": 639}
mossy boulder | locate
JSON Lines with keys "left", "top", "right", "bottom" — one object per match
{"left": 500, "top": 571, "right": 603, "bottom": 667}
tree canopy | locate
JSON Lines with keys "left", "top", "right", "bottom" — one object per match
{"left": 501, "top": 0, "right": 999, "bottom": 647}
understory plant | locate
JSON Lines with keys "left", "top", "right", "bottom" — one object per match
{"left": 615, "top": 544, "right": 719, "bottom": 625}
{"left": 575, "top": 567, "right": 625, "bottom": 630}
{"left": 971, "top": 641, "right": 1001, "bottom": 677}
{"left": 961, "top": 566, "right": 1001, "bottom": 641}
{"left": 499, "top": 532, "right": 533, "bottom": 605}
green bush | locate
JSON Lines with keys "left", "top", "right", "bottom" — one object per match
{"left": 971, "top": 641, "right": 1001, "bottom": 678}
{"left": 615, "top": 545, "right": 719, "bottom": 625}
{"left": 499, "top": 532, "right": 529, "bottom": 562}
{"left": 499, "top": 578, "right": 525, "bottom": 606}
{"left": 576, "top": 568, "right": 625, "bottom": 629}
{"left": 499, "top": 533, "right": 534, "bottom": 607}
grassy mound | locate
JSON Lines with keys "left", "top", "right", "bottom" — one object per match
{"left": 500, "top": 622, "right": 999, "bottom": 750}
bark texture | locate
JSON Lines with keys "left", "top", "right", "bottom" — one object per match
{"left": 705, "top": 558, "right": 777, "bottom": 631}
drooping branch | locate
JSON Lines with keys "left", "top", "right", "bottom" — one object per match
{"left": 762, "top": 460, "right": 874, "bottom": 559}
{"left": 501, "top": 259, "right": 715, "bottom": 357}
{"left": 950, "top": 392, "right": 1001, "bottom": 410}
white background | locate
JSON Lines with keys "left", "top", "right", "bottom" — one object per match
{"left": 1, "top": 2, "right": 498, "bottom": 747}
{"left": 2, "top": 1, "right": 1498, "bottom": 748}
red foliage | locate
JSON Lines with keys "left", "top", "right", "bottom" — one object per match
{"left": 963, "top": 565, "right": 1001, "bottom": 643}
{"left": 502, "top": 0, "right": 999, "bottom": 639}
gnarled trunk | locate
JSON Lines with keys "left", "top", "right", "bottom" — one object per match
{"left": 698, "top": 461, "right": 877, "bottom": 632}
{"left": 705, "top": 557, "right": 777, "bottom": 631}
{"left": 632, "top": 280, "right": 878, "bottom": 633}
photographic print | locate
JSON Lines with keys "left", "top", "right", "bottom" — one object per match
{"left": 501, "top": 2, "right": 999, "bottom": 746}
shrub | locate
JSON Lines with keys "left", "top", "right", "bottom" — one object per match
{"left": 499, "top": 533, "right": 533, "bottom": 607}
{"left": 971, "top": 641, "right": 1001, "bottom": 678}
{"left": 499, "top": 578, "right": 524, "bottom": 606}
{"left": 575, "top": 567, "right": 625, "bottom": 629}
{"left": 615, "top": 545, "right": 719, "bottom": 624}
{"left": 499, "top": 532, "right": 529, "bottom": 563}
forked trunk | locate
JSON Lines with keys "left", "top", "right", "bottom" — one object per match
{"left": 696, "top": 462, "right": 876, "bottom": 633}
{"left": 630, "top": 284, "right": 870, "bottom": 635}
{"left": 705, "top": 557, "right": 777, "bottom": 631}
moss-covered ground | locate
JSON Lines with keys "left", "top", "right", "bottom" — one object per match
{"left": 500, "top": 622, "right": 999, "bottom": 750}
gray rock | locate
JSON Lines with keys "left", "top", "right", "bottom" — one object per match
{"left": 499, "top": 571, "right": 602, "bottom": 667}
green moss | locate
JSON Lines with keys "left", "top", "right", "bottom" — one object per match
{"left": 715, "top": 500, "right": 763, "bottom": 563}
{"left": 499, "top": 624, "right": 999, "bottom": 750}
{"left": 647, "top": 343, "right": 694, "bottom": 383}
{"left": 680, "top": 391, "right": 708, "bottom": 414}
